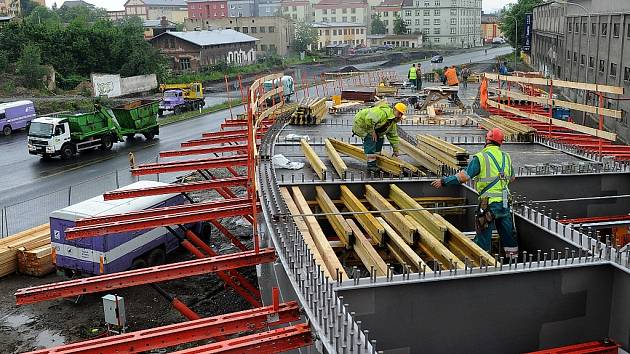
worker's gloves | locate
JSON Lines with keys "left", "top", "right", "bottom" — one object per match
{"left": 371, "top": 131, "right": 377, "bottom": 141}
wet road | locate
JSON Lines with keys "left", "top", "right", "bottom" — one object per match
{"left": 0, "top": 46, "right": 512, "bottom": 208}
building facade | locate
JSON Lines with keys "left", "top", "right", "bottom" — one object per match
{"left": 372, "top": 0, "right": 402, "bottom": 35}
{"left": 185, "top": 16, "right": 294, "bottom": 55}
{"left": 258, "top": 0, "right": 281, "bottom": 17}
{"left": 143, "top": 17, "right": 177, "bottom": 39}
{"left": 188, "top": 0, "right": 228, "bottom": 20}
{"left": 108, "top": 10, "right": 127, "bottom": 21}
{"left": 313, "top": 22, "right": 367, "bottom": 50}
{"left": 313, "top": 0, "right": 368, "bottom": 25}
{"left": 227, "top": 0, "right": 257, "bottom": 17}
{"left": 150, "top": 29, "right": 258, "bottom": 71}
{"left": 124, "top": 0, "right": 188, "bottom": 23}
{"left": 399, "top": 0, "right": 482, "bottom": 48}
{"left": 281, "top": 0, "right": 312, "bottom": 22}
{"left": 532, "top": 0, "right": 630, "bottom": 142}
{"left": 367, "top": 33, "right": 423, "bottom": 48}
{"left": 481, "top": 12, "right": 502, "bottom": 43}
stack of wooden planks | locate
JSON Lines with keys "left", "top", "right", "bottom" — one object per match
{"left": 416, "top": 134, "right": 469, "bottom": 170}
{"left": 328, "top": 138, "right": 420, "bottom": 176}
{"left": 17, "top": 245, "right": 55, "bottom": 277}
{"left": 479, "top": 115, "right": 536, "bottom": 142}
{"left": 329, "top": 100, "right": 363, "bottom": 114}
{"left": 291, "top": 97, "right": 327, "bottom": 125}
{"left": 375, "top": 85, "right": 398, "bottom": 97}
{"left": 0, "top": 224, "right": 51, "bottom": 277}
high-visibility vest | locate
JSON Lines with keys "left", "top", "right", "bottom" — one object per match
{"left": 408, "top": 67, "right": 417, "bottom": 80}
{"left": 474, "top": 145, "right": 512, "bottom": 204}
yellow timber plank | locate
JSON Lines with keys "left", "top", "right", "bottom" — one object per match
{"left": 328, "top": 138, "right": 403, "bottom": 175}
{"left": 340, "top": 185, "right": 384, "bottom": 245}
{"left": 377, "top": 217, "right": 428, "bottom": 271}
{"left": 405, "top": 216, "right": 464, "bottom": 270}
{"left": 364, "top": 185, "right": 416, "bottom": 244}
{"left": 279, "top": 187, "right": 334, "bottom": 280}
{"left": 300, "top": 139, "right": 327, "bottom": 180}
{"left": 487, "top": 100, "right": 617, "bottom": 141}
{"left": 315, "top": 186, "right": 353, "bottom": 248}
{"left": 324, "top": 138, "right": 348, "bottom": 178}
{"left": 346, "top": 219, "right": 388, "bottom": 276}
{"left": 399, "top": 139, "right": 443, "bottom": 175}
{"left": 389, "top": 184, "right": 446, "bottom": 242}
{"left": 290, "top": 187, "right": 347, "bottom": 280}
{"left": 483, "top": 73, "right": 624, "bottom": 95}
{"left": 432, "top": 213, "right": 496, "bottom": 267}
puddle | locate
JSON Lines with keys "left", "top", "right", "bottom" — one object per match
{"left": 2, "top": 313, "right": 34, "bottom": 328}
{"left": 34, "top": 330, "right": 66, "bottom": 347}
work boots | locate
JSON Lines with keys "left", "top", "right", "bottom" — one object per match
{"left": 367, "top": 161, "right": 379, "bottom": 174}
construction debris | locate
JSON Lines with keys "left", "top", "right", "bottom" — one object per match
{"left": 291, "top": 97, "right": 327, "bottom": 125}
{"left": 479, "top": 115, "right": 536, "bottom": 142}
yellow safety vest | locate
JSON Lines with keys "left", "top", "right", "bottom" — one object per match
{"left": 408, "top": 67, "right": 417, "bottom": 80}
{"left": 474, "top": 145, "right": 512, "bottom": 204}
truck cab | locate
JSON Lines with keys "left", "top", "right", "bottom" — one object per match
{"left": 27, "top": 117, "right": 71, "bottom": 158}
{"left": 159, "top": 90, "right": 186, "bottom": 114}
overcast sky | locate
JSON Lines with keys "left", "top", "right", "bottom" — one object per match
{"left": 46, "top": 0, "right": 516, "bottom": 13}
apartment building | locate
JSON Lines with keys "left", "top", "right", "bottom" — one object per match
{"left": 227, "top": 0, "right": 257, "bottom": 17}
{"left": 373, "top": 0, "right": 402, "bottom": 35}
{"left": 258, "top": 0, "right": 282, "bottom": 17}
{"left": 124, "top": 0, "right": 188, "bottom": 23}
{"left": 313, "top": 22, "right": 367, "bottom": 50}
{"left": 280, "top": 0, "right": 312, "bottom": 22}
{"left": 481, "top": 12, "right": 503, "bottom": 43}
{"left": 188, "top": 0, "right": 228, "bottom": 20}
{"left": 398, "top": 0, "right": 482, "bottom": 48}
{"left": 313, "top": 0, "right": 368, "bottom": 25}
{"left": 531, "top": 2, "right": 565, "bottom": 79}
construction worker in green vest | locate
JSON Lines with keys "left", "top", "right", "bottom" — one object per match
{"left": 352, "top": 102, "right": 406, "bottom": 173}
{"left": 431, "top": 128, "right": 519, "bottom": 257}
{"left": 408, "top": 64, "right": 417, "bottom": 91}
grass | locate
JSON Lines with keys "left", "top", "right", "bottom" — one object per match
{"left": 158, "top": 98, "right": 243, "bottom": 126}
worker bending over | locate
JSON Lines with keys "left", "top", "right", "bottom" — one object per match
{"left": 431, "top": 128, "right": 519, "bottom": 257}
{"left": 352, "top": 102, "right": 406, "bottom": 173}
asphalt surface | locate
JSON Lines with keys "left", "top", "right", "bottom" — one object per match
{"left": 0, "top": 46, "right": 512, "bottom": 208}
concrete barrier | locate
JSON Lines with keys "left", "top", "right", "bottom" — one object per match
{"left": 92, "top": 73, "right": 158, "bottom": 98}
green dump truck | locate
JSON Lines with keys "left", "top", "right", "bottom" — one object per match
{"left": 28, "top": 100, "right": 160, "bottom": 159}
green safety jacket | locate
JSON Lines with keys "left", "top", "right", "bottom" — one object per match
{"left": 408, "top": 66, "right": 417, "bottom": 80}
{"left": 474, "top": 145, "right": 513, "bottom": 204}
{"left": 352, "top": 105, "right": 400, "bottom": 152}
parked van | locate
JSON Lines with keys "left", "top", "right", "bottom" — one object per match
{"left": 0, "top": 100, "right": 36, "bottom": 136}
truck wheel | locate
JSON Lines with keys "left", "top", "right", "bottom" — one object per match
{"left": 3, "top": 125, "right": 11, "bottom": 136}
{"left": 61, "top": 144, "right": 75, "bottom": 159}
{"left": 158, "top": 109, "right": 164, "bottom": 117}
{"left": 174, "top": 107, "right": 182, "bottom": 115}
{"left": 100, "top": 135, "right": 114, "bottom": 150}
{"left": 125, "top": 134, "right": 135, "bottom": 141}
{"left": 147, "top": 248, "right": 166, "bottom": 266}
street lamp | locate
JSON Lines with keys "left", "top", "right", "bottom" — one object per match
{"left": 502, "top": 14, "right": 518, "bottom": 71}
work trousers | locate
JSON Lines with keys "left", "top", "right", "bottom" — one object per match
{"left": 362, "top": 134, "right": 384, "bottom": 156}
{"left": 408, "top": 79, "right": 417, "bottom": 90}
{"left": 475, "top": 202, "right": 519, "bottom": 254}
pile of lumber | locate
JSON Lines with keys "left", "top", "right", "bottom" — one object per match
{"left": 291, "top": 97, "right": 327, "bottom": 125}
{"left": 375, "top": 85, "right": 398, "bottom": 97}
{"left": 328, "top": 138, "right": 420, "bottom": 176}
{"left": 17, "top": 245, "right": 55, "bottom": 277}
{"left": 0, "top": 224, "right": 51, "bottom": 277}
{"left": 329, "top": 100, "right": 362, "bottom": 114}
{"left": 416, "top": 134, "right": 469, "bottom": 170}
{"left": 479, "top": 115, "right": 536, "bottom": 142}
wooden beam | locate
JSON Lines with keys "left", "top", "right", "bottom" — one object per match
{"left": 287, "top": 187, "right": 347, "bottom": 280}
{"left": 279, "top": 188, "right": 334, "bottom": 280}
{"left": 324, "top": 138, "right": 348, "bottom": 178}
{"left": 340, "top": 185, "right": 385, "bottom": 246}
{"left": 389, "top": 184, "right": 446, "bottom": 242}
{"left": 399, "top": 139, "right": 444, "bottom": 175}
{"left": 432, "top": 213, "right": 496, "bottom": 267}
{"left": 346, "top": 219, "right": 388, "bottom": 276}
{"left": 487, "top": 100, "right": 617, "bottom": 141}
{"left": 483, "top": 73, "right": 624, "bottom": 95}
{"left": 300, "top": 139, "right": 327, "bottom": 180}
{"left": 405, "top": 216, "right": 464, "bottom": 270}
{"left": 315, "top": 186, "right": 353, "bottom": 248}
{"left": 364, "top": 185, "right": 416, "bottom": 244}
{"left": 377, "top": 217, "right": 428, "bottom": 271}
{"left": 328, "top": 138, "right": 403, "bottom": 175}
{"left": 488, "top": 87, "right": 623, "bottom": 119}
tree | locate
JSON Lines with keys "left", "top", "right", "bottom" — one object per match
{"left": 371, "top": 14, "right": 386, "bottom": 35}
{"left": 393, "top": 14, "right": 407, "bottom": 35}
{"left": 20, "top": 0, "right": 41, "bottom": 17}
{"left": 0, "top": 50, "right": 8, "bottom": 72}
{"left": 16, "top": 44, "right": 47, "bottom": 88}
{"left": 294, "top": 22, "right": 318, "bottom": 52}
{"left": 499, "top": 0, "right": 543, "bottom": 50}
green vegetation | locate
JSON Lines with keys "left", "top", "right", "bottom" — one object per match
{"left": 394, "top": 15, "right": 408, "bottom": 35}
{"left": 371, "top": 15, "right": 387, "bottom": 35}
{"left": 294, "top": 22, "right": 319, "bottom": 52}
{"left": 16, "top": 43, "right": 48, "bottom": 88}
{"left": 499, "top": 0, "right": 543, "bottom": 50}
{"left": 158, "top": 99, "right": 244, "bottom": 126}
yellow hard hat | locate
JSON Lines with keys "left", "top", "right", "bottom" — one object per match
{"left": 394, "top": 102, "right": 407, "bottom": 115}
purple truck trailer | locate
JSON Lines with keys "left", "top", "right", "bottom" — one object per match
{"left": 50, "top": 181, "right": 205, "bottom": 276}
{"left": 0, "top": 100, "right": 36, "bottom": 136}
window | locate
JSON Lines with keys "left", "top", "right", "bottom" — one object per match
{"left": 613, "top": 23, "right": 620, "bottom": 37}
{"left": 450, "top": 9, "right": 456, "bottom": 15}
{"left": 434, "top": 9, "right": 440, "bottom": 16}
{"left": 599, "top": 59, "right": 606, "bottom": 72}
{"left": 331, "top": 9, "right": 336, "bottom": 14}
{"left": 405, "top": 19, "right": 411, "bottom": 25}
{"left": 322, "top": 9, "right": 327, "bottom": 14}
{"left": 384, "top": 19, "right": 389, "bottom": 25}
{"left": 260, "top": 44, "right": 267, "bottom": 51}
{"left": 589, "top": 56, "right": 594, "bottom": 68}
{"left": 342, "top": 8, "right": 347, "bottom": 13}
{"left": 611, "top": 62, "right": 617, "bottom": 77}
{"left": 434, "top": 37, "right": 440, "bottom": 43}
{"left": 416, "top": 11, "right": 420, "bottom": 16}
{"left": 342, "top": 16, "right": 347, "bottom": 22}
{"left": 591, "top": 22, "right": 597, "bottom": 35}
{"left": 450, "top": 18, "right": 456, "bottom": 25}
{"left": 580, "top": 54, "right": 585, "bottom": 66}
{"left": 424, "top": 10, "right": 429, "bottom": 16}
{"left": 242, "top": 27, "right": 248, "bottom": 33}
{"left": 292, "top": 6, "right": 296, "bottom": 10}
{"left": 180, "top": 58, "right": 190, "bottom": 71}
{"left": 582, "top": 22, "right": 587, "bottom": 34}
{"left": 450, "top": 28, "right": 456, "bottom": 34}
{"left": 624, "top": 67, "right": 630, "bottom": 81}
{"left": 351, "top": 16, "right": 356, "bottom": 22}
{"left": 627, "top": 23, "right": 630, "bottom": 38}
{"left": 323, "top": 17, "right": 328, "bottom": 22}
{"left": 233, "top": 26, "right": 240, "bottom": 32}
{"left": 260, "top": 26, "right": 265, "bottom": 33}
{"left": 383, "top": 11, "right": 388, "bottom": 17}
{"left": 573, "top": 52, "right": 577, "bottom": 62}
{"left": 601, "top": 23, "right": 607, "bottom": 36}
{"left": 333, "top": 29, "right": 337, "bottom": 35}
{"left": 361, "top": 28, "right": 364, "bottom": 34}
{"left": 405, "top": 10, "right": 411, "bottom": 16}
{"left": 434, "top": 28, "right": 440, "bottom": 34}
{"left": 567, "top": 50, "right": 571, "bottom": 60}
{"left": 251, "top": 27, "right": 257, "bottom": 33}
{"left": 415, "top": 19, "right": 420, "bottom": 25}
{"left": 574, "top": 22, "right": 579, "bottom": 33}
{"left": 423, "top": 19, "right": 429, "bottom": 25}
{"left": 351, "top": 8, "right": 355, "bottom": 13}
{"left": 568, "top": 20, "right": 571, "bottom": 33}
{"left": 331, "top": 17, "right": 336, "bottom": 22}
{"left": 434, "top": 19, "right": 439, "bottom": 25}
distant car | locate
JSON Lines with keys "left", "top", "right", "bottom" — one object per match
{"left": 430, "top": 55, "right": 444, "bottom": 63}
{"left": 492, "top": 37, "right": 506, "bottom": 44}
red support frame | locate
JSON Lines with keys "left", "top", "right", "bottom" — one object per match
{"left": 131, "top": 156, "right": 248, "bottom": 175}
{"left": 159, "top": 144, "right": 248, "bottom": 158}
{"left": 201, "top": 128, "right": 267, "bottom": 138}
{"left": 172, "top": 323, "right": 312, "bottom": 354}
{"left": 103, "top": 177, "right": 249, "bottom": 200}
{"left": 66, "top": 203, "right": 255, "bottom": 239}
{"left": 24, "top": 302, "right": 301, "bottom": 354}
{"left": 15, "top": 248, "right": 276, "bottom": 305}
{"left": 210, "top": 219, "right": 248, "bottom": 251}
{"left": 181, "top": 134, "right": 263, "bottom": 148}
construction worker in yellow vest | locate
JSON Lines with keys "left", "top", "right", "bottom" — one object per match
{"left": 431, "top": 128, "right": 519, "bottom": 256}
{"left": 352, "top": 102, "right": 406, "bottom": 173}
{"left": 408, "top": 64, "right": 417, "bottom": 90}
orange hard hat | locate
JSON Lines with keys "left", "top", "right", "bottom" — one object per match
{"left": 486, "top": 128, "right": 504, "bottom": 145}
